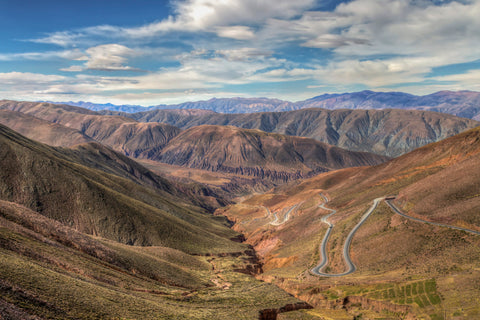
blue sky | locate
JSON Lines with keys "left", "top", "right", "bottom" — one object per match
{"left": 1, "top": 0, "right": 479, "bottom": 105}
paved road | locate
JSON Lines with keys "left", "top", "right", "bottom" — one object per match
{"left": 311, "top": 195, "right": 480, "bottom": 278}
{"left": 385, "top": 200, "right": 480, "bottom": 235}
{"left": 311, "top": 195, "right": 383, "bottom": 277}
{"left": 270, "top": 204, "right": 298, "bottom": 226}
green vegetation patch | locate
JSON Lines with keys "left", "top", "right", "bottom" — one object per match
{"left": 364, "top": 279, "right": 443, "bottom": 312}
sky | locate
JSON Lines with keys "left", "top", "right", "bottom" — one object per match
{"left": 0, "top": 0, "right": 479, "bottom": 106}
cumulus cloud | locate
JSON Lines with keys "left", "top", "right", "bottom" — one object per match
{"left": 83, "top": 44, "right": 139, "bottom": 71}
{"left": 32, "top": 0, "right": 315, "bottom": 42}
{"left": 8, "top": 0, "right": 480, "bottom": 103}
{"left": 139, "top": 0, "right": 315, "bottom": 33}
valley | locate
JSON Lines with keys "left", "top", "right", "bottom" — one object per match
{"left": 3, "top": 1, "right": 480, "bottom": 318}
{"left": 0, "top": 99, "right": 479, "bottom": 319}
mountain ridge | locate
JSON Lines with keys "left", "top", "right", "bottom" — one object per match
{"left": 153, "top": 124, "right": 389, "bottom": 181}
{"left": 0, "top": 101, "right": 391, "bottom": 183}
{"left": 113, "top": 107, "right": 480, "bottom": 157}
{"left": 0, "top": 123, "right": 238, "bottom": 252}
{"left": 50, "top": 90, "right": 480, "bottom": 120}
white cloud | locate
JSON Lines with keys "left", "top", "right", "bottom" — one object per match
{"left": 215, "top": 48, "right": 272, "bottom": 61}
{"left": 0, "top": 72, "right": 65, "bottom": 83}
{"left": 155, "top": 0, "right": 315, "bottom": 32}
{"left": 31, "top": 0, "right": 315, "bottom": 43}
{"left": 30, "top": 31, "right": 83, "bottom": 47}
{"left": 83, "top": 44, "right": 139, "bottom": 71}
{"left": 302, "top": 34, "right": 370, "bottom": 49}
{"left": 428, "top": 69, "right": 480, "bottom": 92}
{"left": 0, "top": 49, "right": 86, "bottom": 61}
{"left": 215, "top": 26, "right": 255, "bottom": 40}
{"left": 60, "top": 65, "right": 84, "bottom": 72}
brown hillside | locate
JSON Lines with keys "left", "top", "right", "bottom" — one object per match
{"left": 153, "top": 125, "right": 388, "bottom": 182}
{"left": 0, "top": 200, "right": 301, "bottom": 319}
{"left": 0, "top": 100, "right": 180, "bottom": 157}
{"left": 0, "top": 109, "right": 92, "bottom": 146}
{"left": 221, "top": 126, "right": 480, "bottom": 319}
{"left": 0, "top": 123, "right": 241, "bottom": 253}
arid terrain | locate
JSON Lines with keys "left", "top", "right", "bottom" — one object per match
{"left": 221, "top": 125, "right": 480, "bottom": 319}
{"left": 0, "top": 98, "right": 479, "bottom": 319}
{"left": 3, "top": 0, "right": 480, "bottom": 318}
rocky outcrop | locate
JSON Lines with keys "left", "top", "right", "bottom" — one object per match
{"left": 258, "top": 302, "right": 313, "bottom": 320}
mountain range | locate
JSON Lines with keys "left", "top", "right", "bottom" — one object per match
{"left": 105, "top": 107, "right": 479, "bottom": 157}
{"left": 0, "top": 101, "right": 388, "bottom": 186}
{"left": 0, "top": 97, "right": 479, "bottom": 319}
{"left": 153, "top": 124, "right": 388, "bottom": 181}
{"left": 54, "top": 90, "right": 480, "bottom": 120}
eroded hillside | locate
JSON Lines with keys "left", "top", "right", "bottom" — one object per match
{"left": 220, "top": 126, "right": 480, "bottom": 319}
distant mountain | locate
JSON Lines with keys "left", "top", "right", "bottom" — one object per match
{"left": 296, "top": 90, "right": 480, "bottom": 120}
{"left": 152, "top": 125, "right": 388, "bottom": 181}
{"left": 115, "top": 107, "right": 480, "bottom": 157}
{"left": 50, "top": 97, "right": 291, "bottom": 114}
{"left": 296, "top": 90, "right": 417, "bottom": 109}
{"left": 52, "top": 90, "right": 480, "bottom": 120}
{"left": 165, "top": 97, "right": 291, "bottom": 113}
{"left": 46, "top": 100, "right": 157, "bottom": 113}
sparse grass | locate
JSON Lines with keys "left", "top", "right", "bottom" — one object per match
{"left": 0, "top": 217, "right": 300, "bottom": 319}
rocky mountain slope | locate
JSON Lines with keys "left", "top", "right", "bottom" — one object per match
{"left": 0, "top": 123, "right": 238, "bottom": 251}
{"left": 0, "top": 123, "right": 304, "bottom": 319}
{"left": 0, "top": 101, "right": 389, "bottom": 184}
{"left": 152, "top": 125, "right": 388, "bottom": 181}
{"left": 220, "top": 125, "right": 480, "bottom": 319}
{"left": 0, "top": 109, "right": 93, "bottom": 146}
{"left": 0, "top": 101, "right": 180, "bottom": 157}
{"left": 114, "top": 107, "right": 480, "bottom": 157}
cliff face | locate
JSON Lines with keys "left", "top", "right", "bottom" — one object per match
{"left": 258, "top": 302, "right": 313, "bottom": 320}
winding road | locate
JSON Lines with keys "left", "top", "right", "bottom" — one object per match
{"left": 270, "top": 204, "right": 298, "bottom": 226}
{"left": 385, "top": 200, "right": 480, "bottom": 235}
{"left": 311, "top": 195, "right": 382, "bottom": 277}
{"left": 311, "top": 195, "right": 480, "bottom": 277}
